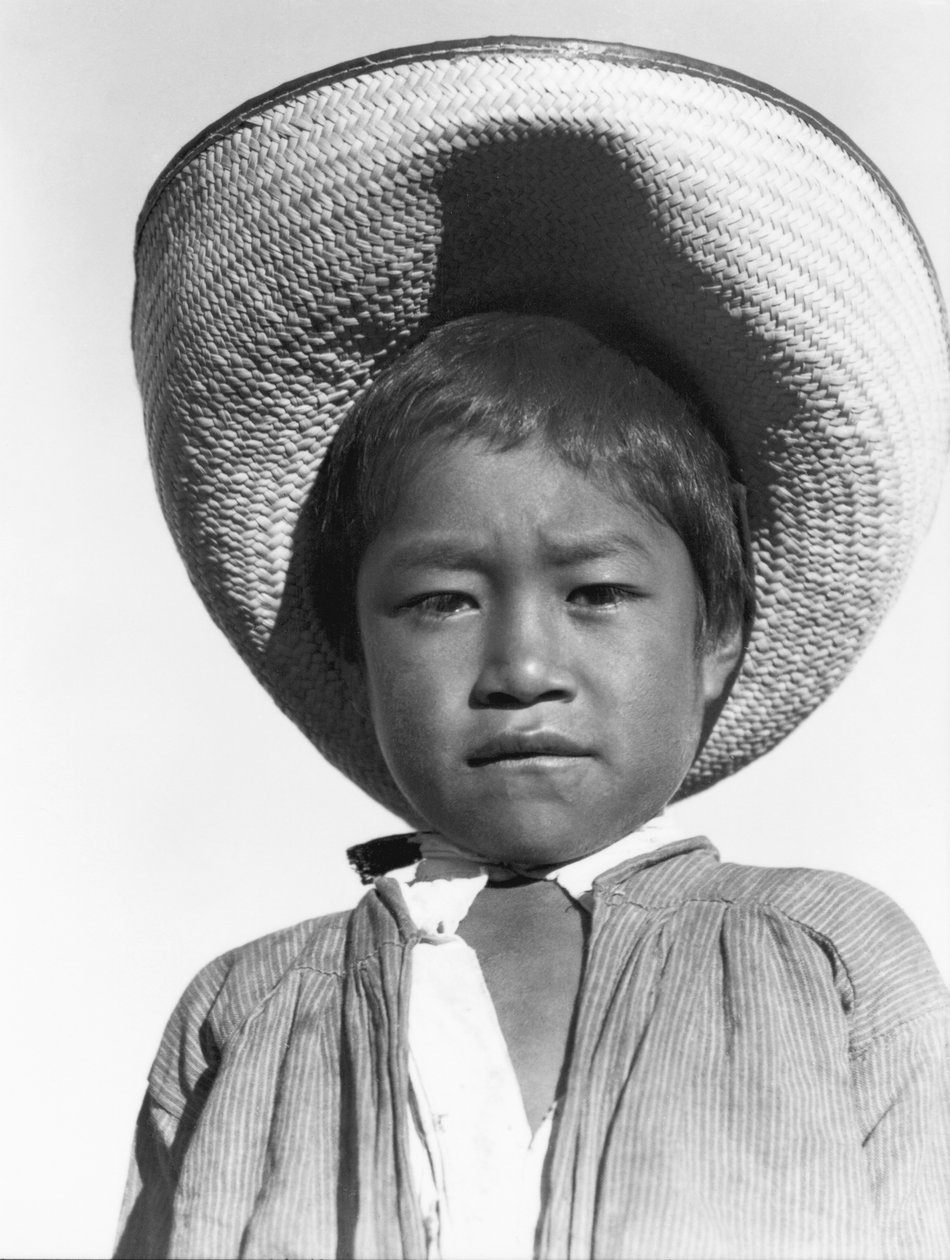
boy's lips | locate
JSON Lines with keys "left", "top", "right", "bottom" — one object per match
{"left": 467, "top": 731, "right": 593, "bottom": 767}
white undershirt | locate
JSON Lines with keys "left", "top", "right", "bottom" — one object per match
{"left": 389, "top": 819, "right": 688, "bottom": 1260}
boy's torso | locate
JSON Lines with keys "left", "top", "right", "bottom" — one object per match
{"left": 117, "top": 837, "right": 950, "bottom": 1260}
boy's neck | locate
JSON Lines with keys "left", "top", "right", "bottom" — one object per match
{"left": 457, "top": 879, "right": 588, "bottom": 1134}
{"left": 416, "top": 814, "right": 688, "bottom": 899}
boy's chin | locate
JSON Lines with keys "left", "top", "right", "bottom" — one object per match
{"left": 409, "top": 776, "right": 686, "bottom": 870}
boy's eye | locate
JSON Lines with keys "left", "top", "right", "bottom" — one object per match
{"left": 403, "top": 591, "right": 476, "bottom": 618}
{"left": 568, "top": 583, "right": 640, "bottom": 609}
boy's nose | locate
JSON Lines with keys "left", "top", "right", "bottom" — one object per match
{"left": 471, "top": 608, "right": 576, "bottom": 708}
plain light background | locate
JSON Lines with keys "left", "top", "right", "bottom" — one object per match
{"left": 2, "top": 1, "right": 948, "bottom": 1255}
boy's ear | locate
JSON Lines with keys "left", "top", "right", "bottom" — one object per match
{"left": 697, "top": 620, "right": 746, "bottom": 750}
{"left": 700, "top": 619, "right": 745, "bottom": 707}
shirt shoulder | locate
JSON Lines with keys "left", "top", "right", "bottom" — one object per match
{"left": 198, "top": 909, "right": 352, "bottom": 1021}
{"left": 704, "top": 858, "right": 950, "bottom": 1049}
{"left": 147, "top": 909, "right": 351, "bottom": 1117}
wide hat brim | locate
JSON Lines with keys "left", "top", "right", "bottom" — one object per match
{"left": 133, "top": 36, "right": 950, "bottom": 824}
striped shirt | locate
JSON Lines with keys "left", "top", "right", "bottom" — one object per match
{"left": 116, "top": 836, "right": 950, "bottom": 1259}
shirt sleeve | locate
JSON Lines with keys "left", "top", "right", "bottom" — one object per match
{"left": 856, "top": 1005, "right": 950, "bottom": 1260}
{"left": 114, "top": 1094, "right": 183, "bottom": 1259}
{"left": 113, "top": 955, "right": 230, "bottom": 1259}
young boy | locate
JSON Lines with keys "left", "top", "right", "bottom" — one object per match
{"left": 118, "top": 38, "right": 950, "bottom": 1260}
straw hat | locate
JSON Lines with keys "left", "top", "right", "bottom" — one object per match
{"left": 133, "top": 36, "right": 950, "bottom": 822}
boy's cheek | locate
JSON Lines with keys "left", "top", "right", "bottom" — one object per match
{"left": 351, "top": 642, "right": 455, "bottom": 742}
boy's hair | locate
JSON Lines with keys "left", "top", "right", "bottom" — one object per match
{"left": 311, "top": 313, "right": 754, "bottom": 662}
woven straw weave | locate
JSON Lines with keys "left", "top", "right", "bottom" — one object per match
{"left": 133, "top": 38, "right": 950, "bottom": 821}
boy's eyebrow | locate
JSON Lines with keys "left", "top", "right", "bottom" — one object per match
{"left": 383, "top": 539, "right": 492, "bottom": 571}
{"left": 384, "top": 530, "right": 656, "bottom": 570}
{"left": 542, "top": 531, "right": 656, "bottom": 565}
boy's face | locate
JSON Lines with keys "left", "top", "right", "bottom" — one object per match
{"left": 353, "top": 438, "right": 741, "bottom": 866}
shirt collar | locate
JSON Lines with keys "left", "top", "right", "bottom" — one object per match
{"left": 389, "top": 816, "right": 698, "bottom": 936}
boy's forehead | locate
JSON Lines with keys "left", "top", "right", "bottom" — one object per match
{"left": 386, "top": 433, "right": 644, "bottom": 505}
{"left": 378, "top": 525, "right": 661, "bottom": 570}
{"left": 370, "top": 439, "right": 675, "bottom": 564}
